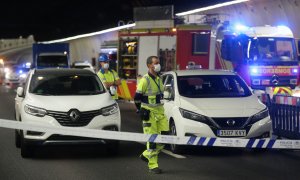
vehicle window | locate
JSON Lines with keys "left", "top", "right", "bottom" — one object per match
{"left": 75, "top": 65, "right": 90, "bottom": 69}
{"left": 251, "top": 37, "right": 297, "bottom": 62}
{"left": 165, "top": 75, "right": 174, "bottom": 86}
{"left": 162, "top": 75, "right": 167, "bottom": 85}
{"left": 164, "top": 75, "right": 174, "bottom": 99}
{"left": 37, "top": 55, "right": 68, "bottom": 67}
{"left": 177, "top": 75, "right": 251, "bottom": 98}
{"left": 29, "top": 74, "right": 105, "bottom": 96}
{"left": 23, "top": 73, "right": 31, "bottom": 96}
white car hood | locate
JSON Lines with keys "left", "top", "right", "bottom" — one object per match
{"left": 26, "top": 93, "right": 114, "bottom": 112}
{"left": 179, "top": 95, "right": 265, "bottom": 117}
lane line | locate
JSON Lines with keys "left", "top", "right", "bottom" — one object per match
{"left": 161, "top": 149, "right": 186, "bottom": 159}
{"left": 138, "top": 142, "right": 186, "bottom": 159}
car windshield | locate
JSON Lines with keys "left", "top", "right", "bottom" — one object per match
{"left": 177, "top": 75, "right": 252, "bottom": 98}
{"left": 29, "top": 74, "right": 105, "bottom": 96}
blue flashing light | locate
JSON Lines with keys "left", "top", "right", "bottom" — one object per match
{"left": 235, "top": 24, "right": 249, "bottom": 31}
{"left": 19, "top": 70, "right": 23, "bottom": 74}
{"left": 292, "top": 68, "right": 298, "bottom": 74}
{"left": 250, "top": 68, "right": 258, "bottom": 74}
{"left": 277, "top": 25, "right": 292, "bottom": 34}
{"left": 25, "top": 62, "right": 31, "bottom": 68}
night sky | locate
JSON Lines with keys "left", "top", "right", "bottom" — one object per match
{"left": 0, "top": 0, "right": 230, "bottom": 41}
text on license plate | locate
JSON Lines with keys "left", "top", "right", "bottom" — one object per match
{"left": 217, "top": 130, "right": 246, "bottom": 137}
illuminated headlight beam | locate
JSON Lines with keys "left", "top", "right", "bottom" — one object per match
{"left": 176, "top": 0, "right": 249, "bottom": 16}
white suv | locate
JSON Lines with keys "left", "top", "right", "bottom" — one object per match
{"left": 162, "top": 70, "right": 271, "bottom": 153}
{"left": 15, "top": 68, "right": 121, "bottom": 158}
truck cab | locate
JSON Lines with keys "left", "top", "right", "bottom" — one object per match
{"left": 220, "top": 25, "right": 299, "bottom": 90}
{"left": 32, "top": 43, "right": 70, "bottom": 69}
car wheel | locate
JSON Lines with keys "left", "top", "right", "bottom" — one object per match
{"left": 15, "top": 130, "right": 21, "bottom": 148}
{"left": 20, "top": 133, "right": 34, "bottom": 158}
{"left": 170, "top": 121, "right": 184, "bottom": 154}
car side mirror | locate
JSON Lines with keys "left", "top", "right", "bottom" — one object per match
{"left": 109, "top": 86, "right": 116, "bottom": 96}
{"left": 17, "top": 87, "right": 24, "bottom": 97}
{"left": 163, "top": 91, "right": 170, "bottom": 100}
{"left": 253, "top": 89, "right": 264, "bottom": 98}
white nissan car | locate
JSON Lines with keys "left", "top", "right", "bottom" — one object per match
{"left": 15, "top": 68, "right": 121, "bottom": 158}
{"left": 162, "top": 70, "right": 271, "bottom": 153}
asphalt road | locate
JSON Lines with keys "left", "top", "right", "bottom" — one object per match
{"left": 1, "top": 85, "right": 300, "bottom": 180}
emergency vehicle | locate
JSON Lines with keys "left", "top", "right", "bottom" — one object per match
{"left": 215, "top": 23, "right": 298, "bottom": 95}
{"left": 116, "top": 22, "right": 299, "bottom": 99}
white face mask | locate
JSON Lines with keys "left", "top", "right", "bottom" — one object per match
{"left": 103, "top": 63, "right": 109, "bottom": 69}
{"left": 154, "top": 64, "right": 161, "bottom": 72}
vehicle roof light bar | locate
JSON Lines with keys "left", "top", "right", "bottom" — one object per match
{"left": 176, "top": 0, "right": 249, "bottom": 16}
{"left": 43, "top": 23, "right": 136, "bottom": 44}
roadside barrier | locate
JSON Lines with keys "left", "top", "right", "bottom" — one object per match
{"left": 260, "top": 94, "right": 300, "bottom": 139}
{"left": 1, "top": 118, "right": 300, "bottom": 149}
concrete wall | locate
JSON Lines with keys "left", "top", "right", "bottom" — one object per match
{"left": 67, "top": 31, "right": 118, "bottom": 65}
{"left": 182, "top": 0, "right": 300, "bottom": 38}
{"left": 0, "top": 35, "right": 34, "bottom": 51}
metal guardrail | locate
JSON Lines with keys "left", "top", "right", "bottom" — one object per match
{"left": 260, "top": 94, "right": 300, "bottom": 139}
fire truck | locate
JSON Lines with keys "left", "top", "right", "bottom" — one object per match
{"left": 215, "top": 23, "right": 298, "bottom": 95}
{"left": 115, "top": 10, "right": 299, "bottom": 99}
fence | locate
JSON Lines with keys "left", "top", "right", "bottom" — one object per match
{"left": 260, "top": 94, "right": 300, "bottom": 139}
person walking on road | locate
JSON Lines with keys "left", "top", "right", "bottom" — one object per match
{"left": 134, "top": 56, "right": 169, "bottom": 174}
{"left": 97, "top": 54, "right": 121, "bottom": 100}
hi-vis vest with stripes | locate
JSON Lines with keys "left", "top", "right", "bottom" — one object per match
{"left": 136, "top": 74, "right": 164, "bottom": 107}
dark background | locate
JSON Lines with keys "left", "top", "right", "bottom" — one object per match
{"left": 0, "top": 0, "right": 229, "bottom": 41}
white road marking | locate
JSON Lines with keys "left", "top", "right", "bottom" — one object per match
{"left": 161, "top": 149, "right": 186, "bottom": 159}
{"left": 138, "top": 142, "right": 186, "bottom": 159}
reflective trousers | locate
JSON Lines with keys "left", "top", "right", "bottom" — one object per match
{"left": 141, "top": 106, "right": 169, "bottom": 169}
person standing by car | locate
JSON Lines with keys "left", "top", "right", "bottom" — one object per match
{"left": 134, "top": 56, "right": 169, "bottom": 174}
{"left": 97, "top": 54, "right": 121, "bottom": 100}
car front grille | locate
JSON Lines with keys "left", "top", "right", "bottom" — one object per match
{"left": 47, "top": 109, "right": 102, "bottom": 127}
{"left": 211, "top": 117, "right": 249, "bottom": 129}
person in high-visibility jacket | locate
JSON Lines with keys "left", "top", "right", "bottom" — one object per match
{"left": 134, "top": 56, "right": 169, "bottom": 174}
{"left": 97, "top": 55, "right": 121, "bottom": 100}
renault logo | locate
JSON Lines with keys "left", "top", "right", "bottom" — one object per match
{"left": 226, "top": 119, "right": 236, "bottom": 126}
{"left": 69, "top": 109, "right": 80, "bottom": 122}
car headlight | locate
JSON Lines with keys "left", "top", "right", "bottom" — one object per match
{"left": 250, "top": 108, "right": 269, "bottom": 123}
{"left": 5, "top": 73, "right": 10, "bottom": 79}
{"left": 4, "top": 68, "right": 9, "bottom": 73}
{"left": 20, "top": 74, "right": 27, "bottom": 78}
{"left": 102, "top": 103, "right": 119, "bottom": 116}
{"left": 179, "top": 108, "right": 208, "bottom": 123}
{"left": 24, "top": 105, "right": 47, "bottom": 117}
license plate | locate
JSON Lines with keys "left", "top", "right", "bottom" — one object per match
{"left": 217, "top": 130, "right": 246, "bottom": 137}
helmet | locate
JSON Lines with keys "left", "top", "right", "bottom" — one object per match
{"left": 98, "top": 54, "right": 108, "bottom": 62}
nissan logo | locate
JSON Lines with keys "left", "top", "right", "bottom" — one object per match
{"left": 69, "top": 109, "right": 80, "bottom": 122}
{"left": 226, "top": 119, "right": 236, "bottom": 126}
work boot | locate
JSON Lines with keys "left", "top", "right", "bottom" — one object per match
{"left": 149, "top": 167, "right": 162, "bottom": 174}
{"left": 139, "top": 154, "right": 148, "bottom": 163}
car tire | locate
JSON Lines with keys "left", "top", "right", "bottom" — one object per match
{"left": 169, "top": 121, "right": 184, "bottom": 154}
{"left": 15, "top": 130, "right": 21, "bottom": 148}
{"left": 20, "top": 133, "right": 34, "bottom": 158}
{"left": 106, "top": 140, "right": 120, "bottom": 156}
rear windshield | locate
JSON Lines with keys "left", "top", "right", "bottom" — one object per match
{"left": 177, "top": 75, "right": 251, "bottom": 98}
{"left": 37, "top": 55, "right": 68, "bottom": 68}
{"left": 29, "top": 74, "right": 105, "bottom": 95}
